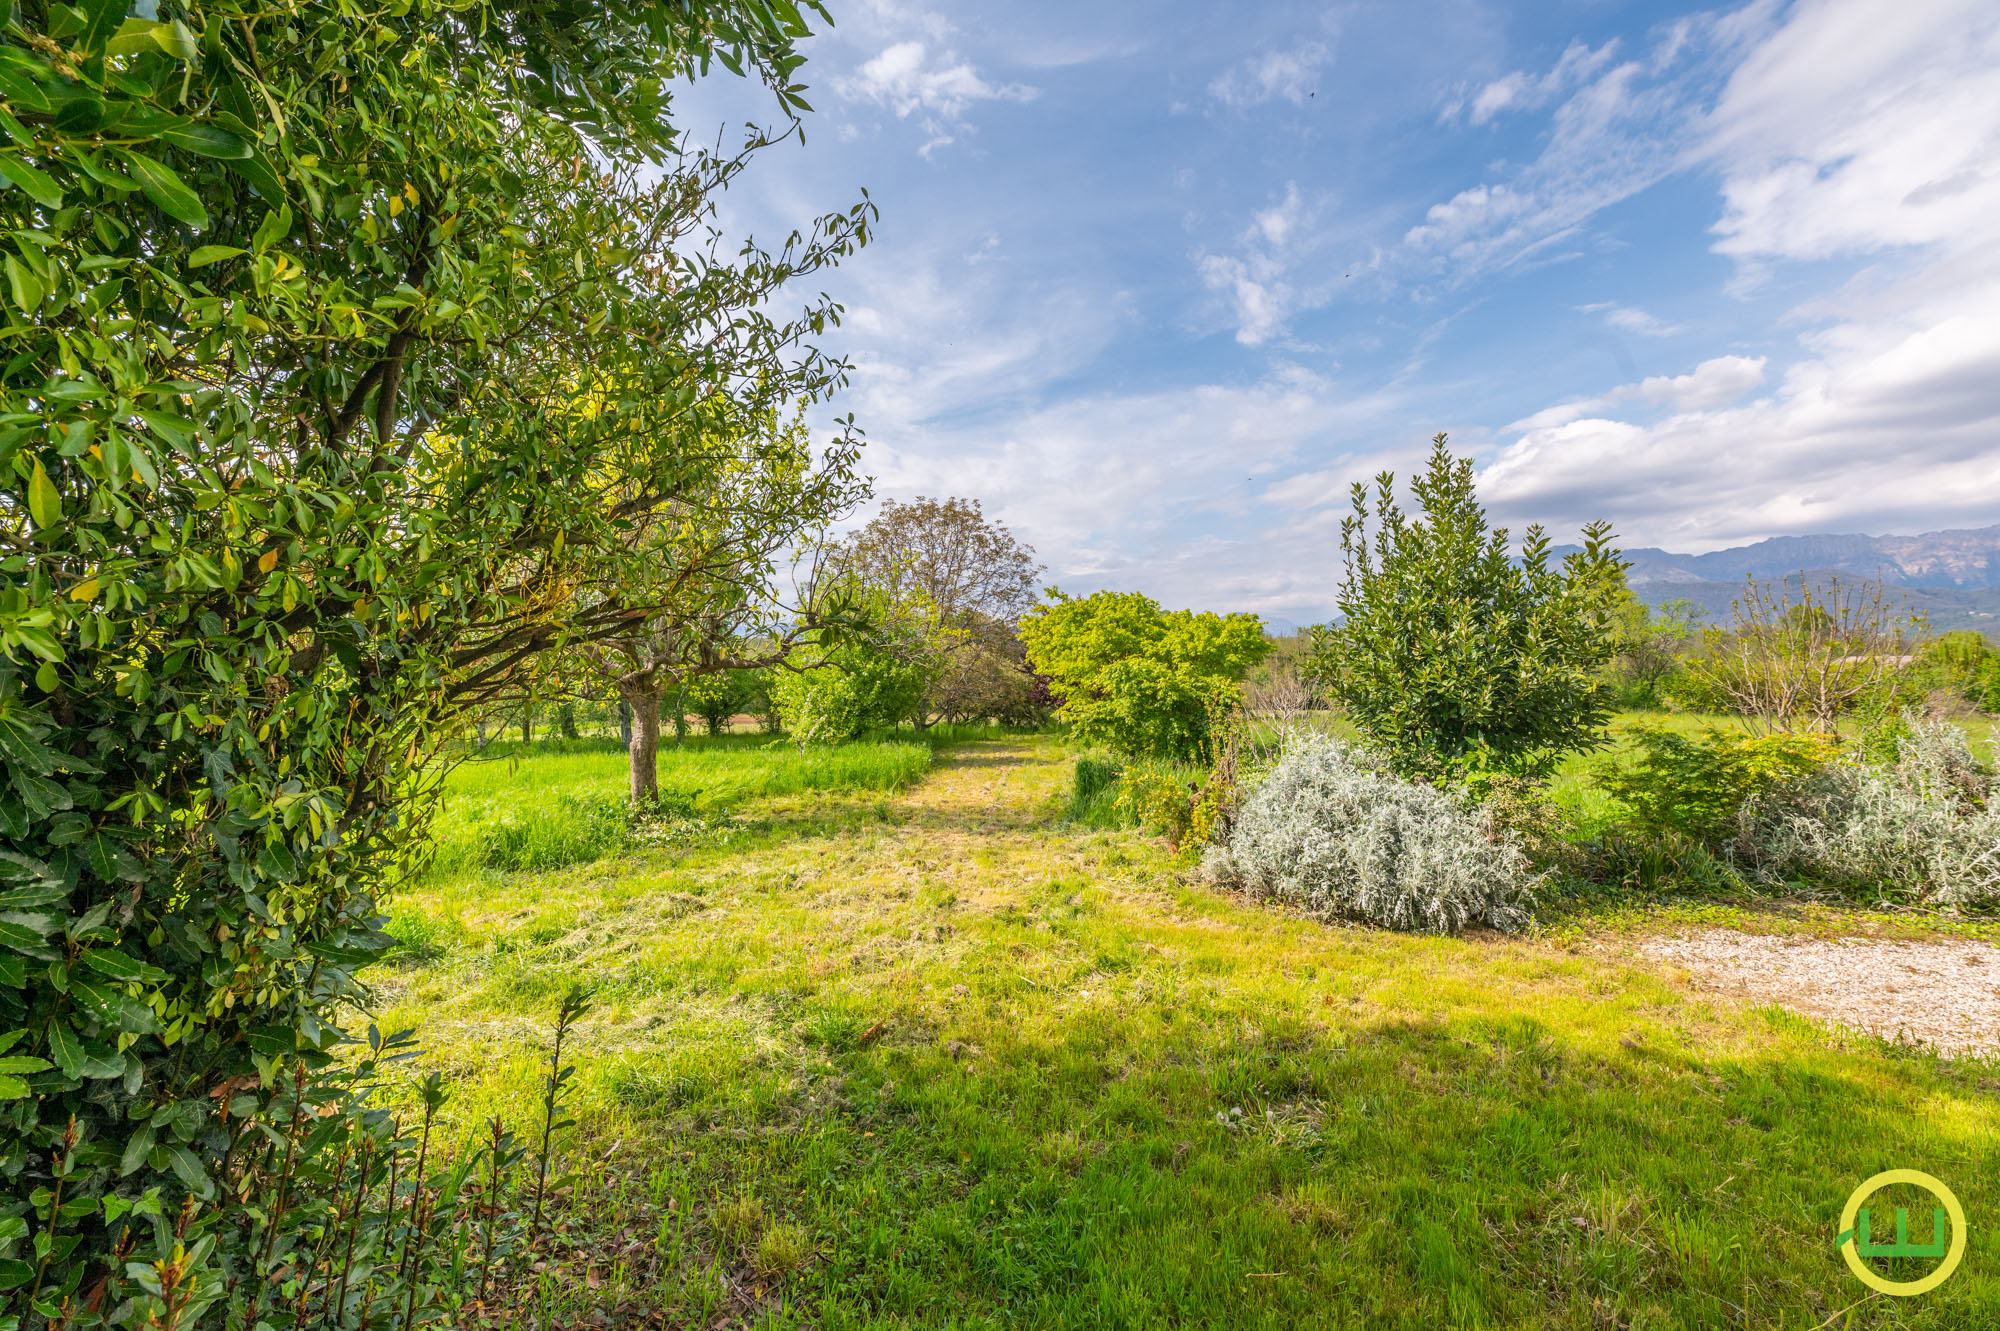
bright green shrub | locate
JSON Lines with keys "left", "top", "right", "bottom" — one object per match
{"left": 1020, "top": 589, "right": 1268, "bottom": 761}
{"left": 1312, "top": 434, "right": 1624, "bottom": 783}
{"left": 770, "top": 643, "right": 935, "bottom": 743}
{"left": 1598, "top": 728, "right": 1839, "bottom": 845}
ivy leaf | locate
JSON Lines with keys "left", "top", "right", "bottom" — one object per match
{"left": 118, "top": 150, "right": 208, "bottom": 229}
{"left": 0, "top": 154, "right": 64, "bottom": 210}
{"left": 26, "top": 459, "right": 60, "bottom": 528}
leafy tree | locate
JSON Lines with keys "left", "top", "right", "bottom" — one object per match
{"left": 1312, "top": 434, "right": 1624, "bottom": 783}
{"left": 685, "top": 667, "right": 765, "bottom": 735}
{"left": 769, "top": 588, "right": 942, "bottom": 743}
{"left": 572, "top": 408, "right": 868, "bottom": 797}
{"left": 1607, "top": 593, "right": 1702, "bottom": 706}
{"left": 834, "top": 496, "right": 1044, "bottom": 724}
{"left": 1019, "top": 590, "right": 1269, "bottom": 760}
{"left": 0, "top": 0, "right": 863, "bottom": 1309}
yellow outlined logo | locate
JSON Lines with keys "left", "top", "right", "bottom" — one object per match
{"left": 1834, "top": 1170, "right": 1966, "bottom": 1296}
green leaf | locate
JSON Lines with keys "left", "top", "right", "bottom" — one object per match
{"left": 0, "top": 1075, "right": 29, "bottom": 1100}
{"left": 26, "top": 459, "right": 59, "bottom": 528}
{"left": 161, "top": 124, "right": 249, "bottom": 160}
{"left": 48, "top": 1024, "right": 122, "bottom": 1080}
{"left": 120, "top": 1121, "right": 155, "bottom": 1176}
{"left": 165, "top": 1144, "right": 211, "bottom": 1196}
{"left": 4, "top": 256, "right": 44, "bottom": 313}
{"left": 187, "top": 244, "right": 244, "bottom": 268}
{"left": 0, "top": 154, "right": 64, "bottom": 210}
{"left": 82, "top": 949, "right": 170, "bottom": 984}
{"left": 76, "top": 0, "right": 128, "bottom": 55}
{"left": 118, "top": 149, "right": 207, "bottom": 229}
{"left": 33, "top": 662, "right": 56, "bottom": 693}
{"left": 0, "top": 1056, "right": 50, "bottom": 1075}
{"left": 151, "top": 18, "right": 200, "bottom": 61}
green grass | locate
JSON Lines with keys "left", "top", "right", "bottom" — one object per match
{"left": 420, "top": 735, "right": 938, "bottom": 880}
{"left": 377, "top": 733, "right": 2000, "bottom": 1328}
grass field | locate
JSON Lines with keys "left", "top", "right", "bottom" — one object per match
{"left": 375, "top": 731, "right": 2000, "bottom": 1328}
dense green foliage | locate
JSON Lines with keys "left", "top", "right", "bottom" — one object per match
{"left": 1019, "top": 589, "right": 1267, "bottom": 761}
{"left": 768, "top": 635, "right": 937, "bottom": 742}
{"left": 0, "top": 0, "right": 860, "bottom": 1319}
{"left": 1314, "top": 434, "right": 1624, "bottom": 783}
{"left": 1598, "top": 728, "right": 1839, "bottom": 846}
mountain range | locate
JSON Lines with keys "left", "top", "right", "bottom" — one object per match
{"left": 1578, "top": 524, "right": 2000, "bottom": 633}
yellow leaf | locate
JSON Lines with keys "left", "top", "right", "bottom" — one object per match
{"left": 258, "top": 548, "right": 279, "bottom": 574}
{"left": 69, "top": 577, "right": 100, "bottom": 602}
{"left": 389, "top": 194, "right": 404, "bottom": 218}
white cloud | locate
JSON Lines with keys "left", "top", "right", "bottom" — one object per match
{"left": 1701, "top": 0, "right": 2000, "bottom": 269}
{"left": 1477, "top": 0, "right": 2000, "bottom": 551}
{"left": 1458, "top": 38, "right": 1620, "bottom": 125}
{"left": 1210, "top": 43, "right": 1334, "bottom": 108}
{"left": 1576, "top": 302, "right": 1683, "bottom": 337}
{"left": 1506, "top": 355, "right": 1767, "bottom": 433}
{"left": 838, "top": 41, "right": 1038, "bottom": 121}
{"left": 1196, "top": 183, "right": 1321, "bottom": 346}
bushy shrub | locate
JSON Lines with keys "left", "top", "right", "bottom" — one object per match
{"left": 1599, "top": 727, "right": 1839, "bottom": 846}
{"left": 770, "top": 642, "right": 936, "bottom": 743}
{"left": 1209, "top": 739, "right": 1536, "bottom": 933}
{"left": 1019, "top": 589, "right": 1268, "bottom": 762}
{"left": 1739, "top": 718, "right": 2000, "bottom": 907}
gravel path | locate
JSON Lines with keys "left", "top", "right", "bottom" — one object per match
{"left": 1637, "top": 929, "right": 2000, "bottom": 1057}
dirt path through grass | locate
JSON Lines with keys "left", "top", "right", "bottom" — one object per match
{"left": 382, "top": 738, "right": 2000, "bottom": 1329}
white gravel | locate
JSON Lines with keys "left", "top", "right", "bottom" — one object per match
{"left": 1636, "top": 929, "right": 2000, "bottom": 1058}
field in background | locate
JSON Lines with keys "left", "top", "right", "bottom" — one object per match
{"left": 375, "top": 733, "right": 2000, "bottom": 1328}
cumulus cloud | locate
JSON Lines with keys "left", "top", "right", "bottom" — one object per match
{"left": 1505, "top": 355, "right": 1767, "bottom": 433}
{"left": 840, "top": 41, "right": 1036, "bottom": 119}
{"left": 1210, "top": 43, "right": 1334, "bottom": 107}
{"left": 1479, "top": 0, "right": 2000, "bottom": 551}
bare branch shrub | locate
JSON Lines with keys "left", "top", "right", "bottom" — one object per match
{"left": 1689, "top": 573, "right": 1920, "bottom": 732}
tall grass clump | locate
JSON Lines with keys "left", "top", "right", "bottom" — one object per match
{"left": 1064, "top": 754, "right": 1127, "bottom": 827}
{"left": 1208, "top": 737, "right": 1536, "bottom": 933}
{"left": 1740, "top": 716, "right": 2000, "bottom": 907}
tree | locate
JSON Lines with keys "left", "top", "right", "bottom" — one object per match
{"left": 571, "top": 408, "right": 868, "bottom": 798}
{"left": 1, "top": 0, "right": 864, "bottom": 1306}
{"left": 1608, "top": 594, "right": 1702, "bottom": 706}
{"left": 686, "top": 668, "right": 766, "bottom": 735}
{"left": 834, "top": 496, "right": 1045, "bottom": 724}
{"left": 1689, "top": 575, "right": 1921, "bottom": 732}
{"left": 1019, "top": 590, "right": 1269, "bottom": 760}
{"left": 769, "top": 585, "right": 943, "bottom": 743}
{"left": 1313, "top": 434, "right": 1625, "bottom": 783}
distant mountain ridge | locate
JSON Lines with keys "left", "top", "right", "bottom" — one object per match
{"left": 1610, "top": 524, "right": 2000, "bottom": 590}
{"left": 1552, "top": 524, "right": 2000, "bottom": 633}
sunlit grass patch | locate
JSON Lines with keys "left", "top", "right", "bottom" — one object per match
{"left": 372, "top": 736, "right": 2000, "bottom": 1328}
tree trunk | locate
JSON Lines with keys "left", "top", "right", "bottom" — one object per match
{"left": 557, "top": 702, "right": 579, "bottom": 740}
{"left": 521, "top": 709, "right": 533, "bottom": 744}
{"left": 622, "top": 683, "right": 661, "bottom": 801}
{"left": 618, "top": 698, "right": 632, "bottom": 747}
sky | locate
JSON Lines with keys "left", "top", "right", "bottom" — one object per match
{"left": 679, "top": 0, "right": 2000, "bottom": 623}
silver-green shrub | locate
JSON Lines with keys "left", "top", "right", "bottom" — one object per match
{"left": 1738, "top": 717, "right": 2000, "bottom": 907}
{"left": 1208, "top": 737, "right": 1536, "bottom": 933}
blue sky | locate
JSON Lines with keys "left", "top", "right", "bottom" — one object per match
{"left": 683, "top": 0, "right": 2000, "bottom": 621}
